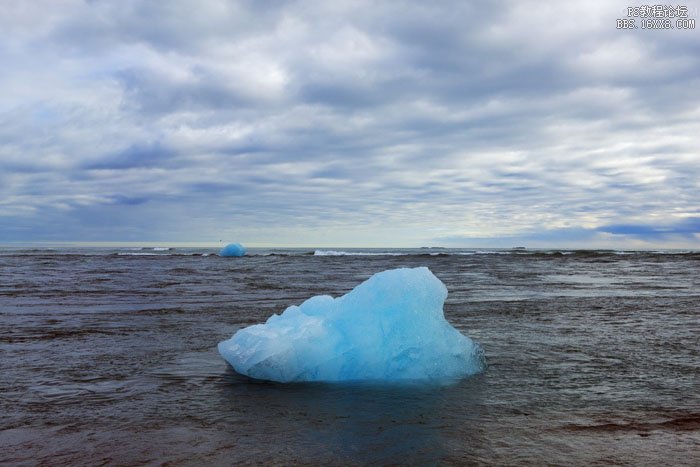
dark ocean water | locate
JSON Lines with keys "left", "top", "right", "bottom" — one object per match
{"left": 1, "top": 247, "right": 699, "bottom": 465}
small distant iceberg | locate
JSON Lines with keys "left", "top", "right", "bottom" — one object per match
{"left": 219, "top": 243, "right": 246, "bottom": 257}
{"left": 218, "top": 267, "right": 485, "bottom": 383}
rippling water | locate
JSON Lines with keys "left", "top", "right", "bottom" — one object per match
{"left": 1, "top": 247, "right": 699, "bottom": 465}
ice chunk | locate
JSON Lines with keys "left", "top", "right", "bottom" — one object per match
{"left": 219, "top": 243, "right": 246, "bottom": 257}
{"left": 218, "top": 267, "right": 485, "bottom": 383}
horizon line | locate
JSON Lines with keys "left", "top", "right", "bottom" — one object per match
{"left": 0, "top": 241, "right": 697, "bottom": 252}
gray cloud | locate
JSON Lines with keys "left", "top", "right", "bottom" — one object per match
{"left": 0, "top": 0, "right": 699, "bottom": 247}
{"left": 84, "top": 142, "right": 177, "bottom": 170}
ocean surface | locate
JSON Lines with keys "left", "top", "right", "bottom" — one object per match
{"left": 1, "top": 247, "right": 699, "bottom": 465}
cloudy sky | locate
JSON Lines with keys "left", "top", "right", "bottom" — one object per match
{"left": 1, "top": 0, "right": 699, "bottom": 247}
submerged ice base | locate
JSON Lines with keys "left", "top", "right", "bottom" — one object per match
{"left": 218, "top": 267, "right": 485, "bottom": 383}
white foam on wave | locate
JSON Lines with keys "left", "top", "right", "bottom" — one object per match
{"left": 117, "top": 252, "right": 159, "bottom": 256}
{"left": 455, "top": 251, "right": 510, "bottom": 256}
{"left": 314, "top": 250, "right": 407, "bottom": 256}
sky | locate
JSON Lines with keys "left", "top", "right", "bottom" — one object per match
{"left": 1, "top": 0, "right": 699, "bottom": 248}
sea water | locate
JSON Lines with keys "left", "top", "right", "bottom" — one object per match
{"left": 1, "top": 247, "right": 699, "bottom": 464}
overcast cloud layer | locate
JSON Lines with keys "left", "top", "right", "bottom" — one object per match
{"left": 1, "top": 0, "right": 699, "bottom": 247}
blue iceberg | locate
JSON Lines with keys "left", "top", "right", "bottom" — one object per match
{"left": 219, "top": 243, "right": 246, "bottom": 257}
{"left": 218, "top": 267, "right": 485, "bottom": 383}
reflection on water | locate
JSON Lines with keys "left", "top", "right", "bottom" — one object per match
{"left": 216, "top": 368, "right": 487, "bottom": 464}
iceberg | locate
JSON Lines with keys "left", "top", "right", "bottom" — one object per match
{"left": 218, "top": 267, "right": 485, "bottom": 383}
{"left": 219, "top": 243, "right": 246, "bottom": 257}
